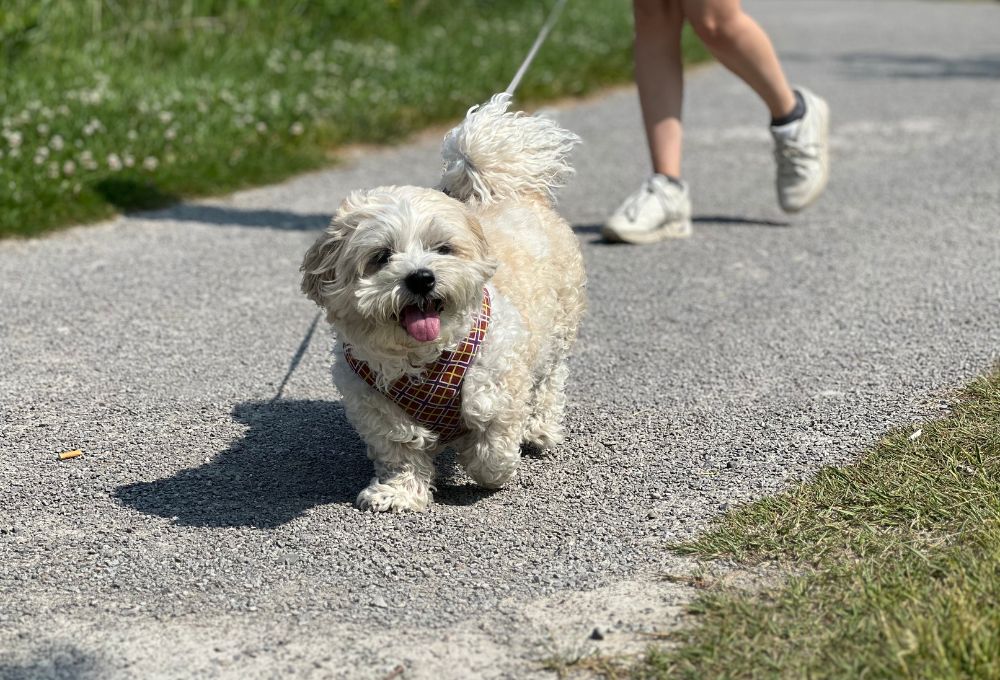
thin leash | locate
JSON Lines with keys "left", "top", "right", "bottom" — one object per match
{"left": 273, "top": 0, "right": 569, "bottom": 402}
{"left": 505, "top": 0, "right": 569, "bottom": 96}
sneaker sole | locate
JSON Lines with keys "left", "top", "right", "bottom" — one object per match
{"left": 780, "top": 96, "right": 830, "bottom": 214}
{"left": 601, "top": 218, "right": 692, "bottom": 245}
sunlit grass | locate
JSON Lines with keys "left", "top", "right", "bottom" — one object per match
{"left": 637, "top": 367, "right": 1000, "bottom": 678}
{"left": 0, "top": 1, "right": 708, "bottom": 237}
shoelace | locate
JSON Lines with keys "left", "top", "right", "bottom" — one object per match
{"left": 623, "top": 177, "right": 675, "bottom": 223}
{"left": 775, "top": 138, "right": 819, "bottom": 181}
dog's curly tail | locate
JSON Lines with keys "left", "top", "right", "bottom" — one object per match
{"left": 438, "top": 93, "right": 580, "bottom": 206}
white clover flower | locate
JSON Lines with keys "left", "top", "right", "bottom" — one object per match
{"left": 290, "top": 122, "right": 304, "bottom": 136}
{"left": 47, "top": 162, "right": 60, "bottom": 179}
{"left": 164, "top": 127, "right": 177, "bottom": 140}
{"left": 106, "top": 153, "right": 122, "bottom": 171}
{"left": 4, "top": 130, "right": 22, "bottom": 148}
{"left": 159, "top": 111, "right": 173, "bottom": 124}
{"left": 83, "top": 119, "right": 102, "bottom": 136}
{"left": 255, "top": 121, "right": 268, "bottom": 133}
{"left": 49, "top": 135, "right": 64, "bottom": 151}
{"left": 123, "top": 153, "right": 135, "bottom": 168}
{"left": 127, "top": 129, "right": 138, "bottom": 141}
{"left": 57, "top": 105, "right": 70, "bottom": 116}
{"left": 142, "top": 156, "right": 158, "bottom": 171}
{"left": 63, "top": 160, "right": 76, "bottom": 176}
{"left": 37, "top": 123, "right": 50, "bottom": 135}
{"left": 81, "top": 150, "right": 97, "bottom": 171}
{"left": 80, "top": 88, "right": 104, "bottom": 105}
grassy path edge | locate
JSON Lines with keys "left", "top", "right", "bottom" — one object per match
{"left": 638, "top": 365, "right": 1000, "bottom": 678}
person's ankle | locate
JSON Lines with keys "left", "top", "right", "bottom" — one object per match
{"left": 771, "top": 90, "right": 806, "bottom": 127}
{"left": 654, "top": 172, "right": 684, "bottom": 186}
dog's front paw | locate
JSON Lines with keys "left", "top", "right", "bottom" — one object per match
{"left": 356, "top": 478, "right": 430, "bottom": 513}
{"left": 522, "top": 421, "right": 564, "bottom": 451}
{"left": 461, "top": 454, "right": 518, "bottom": 490}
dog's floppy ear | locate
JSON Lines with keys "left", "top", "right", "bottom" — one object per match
{"left": 300, "top": 190, "right": 369, "bottom": 308}
{"left": 465, "top": 213, "right": 499, "bottom": 279}
{"left": 300, "top": 227, "right": 346, "bottom": 307}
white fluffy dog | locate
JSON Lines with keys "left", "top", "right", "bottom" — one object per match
{"left": 301, "top": 94, "right": 586, "bottom": 512}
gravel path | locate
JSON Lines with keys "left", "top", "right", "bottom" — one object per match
{"left": 2, "top": 1, "right": 999, "bottom": 677}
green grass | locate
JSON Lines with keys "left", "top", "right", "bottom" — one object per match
{"left": 636, "top": 367, "right": 1000, "bottom": 679}
{"left": 0, "top": 1, "right": 708, "bottom": 238}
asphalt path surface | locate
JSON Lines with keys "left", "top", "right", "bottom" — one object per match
{"left": 2, "top": 1, "right": 999, "bottom": 677}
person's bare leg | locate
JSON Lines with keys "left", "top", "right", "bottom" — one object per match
{"left": 682, "top": 0, "right": 795, "bottom": 119}
{"left": 634, "top": 0, "right": 685, "bottom": 178}
{"left": 683, "top": 0, "right": 829, "bottom": 212}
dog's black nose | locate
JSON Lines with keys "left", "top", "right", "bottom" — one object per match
{"left": 405, "top": 268, "right": 436, "bottom": 295}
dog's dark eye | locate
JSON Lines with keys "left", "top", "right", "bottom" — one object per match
{"left": 435, "top": 243, "right": 453, "bottom": 256}
{"left": 368, "top": 248, "right": 392, "bottom": 271}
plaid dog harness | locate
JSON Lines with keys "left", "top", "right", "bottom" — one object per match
{"left": 343, "top": 288, "right": 492, "bottom": 443}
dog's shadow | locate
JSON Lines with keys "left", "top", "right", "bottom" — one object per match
{"left": 114, "top": 399, "right": 371, "bottom": 528}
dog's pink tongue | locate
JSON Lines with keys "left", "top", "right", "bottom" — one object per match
{"left": 402, "top": 305, "right": 441, "bottom": 342}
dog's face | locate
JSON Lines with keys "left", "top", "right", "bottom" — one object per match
{"left": 302, "top": 186, "right": 497, "bottom": 354}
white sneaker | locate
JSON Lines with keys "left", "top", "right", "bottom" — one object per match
{"left": 602, "top": 174, "right": 692, "bottom": 244}
{"left": 771, "top": 87, "right": 830, "bottom": 213}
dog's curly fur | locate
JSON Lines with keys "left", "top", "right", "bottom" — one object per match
{"left": 301, "top": 94, "right": 586, "bottom": 512}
